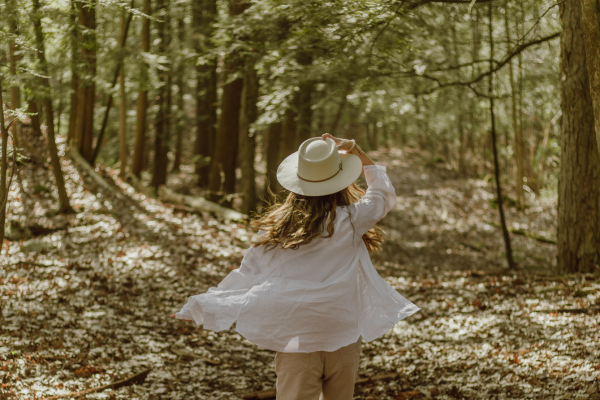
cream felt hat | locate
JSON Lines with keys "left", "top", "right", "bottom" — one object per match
{"left": 277, "top": 137, "right": 363, "bottom": 196}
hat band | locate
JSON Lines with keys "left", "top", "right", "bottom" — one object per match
{"left": 297, "top": 162, "right": 343, "bottom": 183}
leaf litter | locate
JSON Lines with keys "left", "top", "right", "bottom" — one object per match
{"left": 1, "top": 147, "right": 599, "bottom": 400}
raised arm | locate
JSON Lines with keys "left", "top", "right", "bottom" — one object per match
{"left": 322, "top": 134, "right": 396, "bottom": 236}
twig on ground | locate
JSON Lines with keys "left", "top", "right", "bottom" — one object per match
{"left": 170, "top": 347, "right": 221, "bottom": 365}
{"left": 42, "top": 368, "right": 151, "bottom": 400}
{"left": 486, "top": 221, "right": 556, "bottom": 244}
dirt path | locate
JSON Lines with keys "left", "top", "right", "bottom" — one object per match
{"left": 1, "top": 148, "right": 599, "bottom": 400}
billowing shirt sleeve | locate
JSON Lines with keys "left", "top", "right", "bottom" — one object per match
{"left": 174, "top": 245, "right": 265, "bottom": 331}
{"left": 348, "top": 165, "right": 396, "bottom": 236}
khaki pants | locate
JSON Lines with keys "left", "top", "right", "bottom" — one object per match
{"left": 275, "top": 339, "right": 361, "bottom": 400}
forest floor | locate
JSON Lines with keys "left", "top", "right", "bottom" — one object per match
{"left": 1, "top": 143, "right": 600, "bottom": 400}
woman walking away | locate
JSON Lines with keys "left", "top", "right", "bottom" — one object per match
{"left": 172, "top": 133, "right": 420, "bottom": 399}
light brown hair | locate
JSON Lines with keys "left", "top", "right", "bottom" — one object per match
{"left": 251, "top": 183, "right": 384, "bottom": 253}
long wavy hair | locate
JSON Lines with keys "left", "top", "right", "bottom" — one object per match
{"left": 251, "top": 183, "right": 384, "bottom": 253}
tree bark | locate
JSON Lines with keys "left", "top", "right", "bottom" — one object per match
{"left": 131, "top": 0, "right": 151, "bottom": 177}
{"left": 152, "top": 0, "right": 171, "bottom": 190}
{"left": 75, "top": 0, "right": 96, "bottom": 162}
{"left": 91, "top": 2, "right": 133, "bottom": 165}
{"left": 488, "top": 2, "right": 515, "bottom": 269}
{"left": 239, "top": 62, "right": 259, "bottom": 215}
{"left": 118, "top": 10, "right": 128, "bottom": 178}
{"left": 8, "top": 0, "right": 21, "bottom": 149}
{"left": 172, "top": 16, "right": 185, "bottom": 172}
{"left": 0, "top": 82, "right": 8, "bottom": 247}
{"left": 329, "top": 85, "right": 351, "bottom": 135}
{"left": 67, "top": 0, "right": 80, "bottom": 145}
{"left": 279, "top": 98, "right": 298, "bottom": 163}
{"left": 504, "top": 8, "right": 524, "bottom": 210}
{"left": 28, "top": 100, "right": 42, "bottom": 137}
{"left": 295, "top": 52, "right": 313, "bottom": 147}
{"left": 32, "top": 0, "right": 74, "bottom": 214}
{"left": 206, "top": 0, "right": 245, "bottom": 206}
{"left": 264, "top": 122, "right": 282, "bottom": 201}
{"left": 193, "top": 0, "right": 218, "bottom": 187}
{"left": 580, "top": 0, "right": 600, "bottom": 152}
{"left": 557, "top": 0, "right": 600, "bottom": 273}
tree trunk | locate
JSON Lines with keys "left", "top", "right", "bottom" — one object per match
{"left": 152, "top": 0, "right": 171, "bottom": 190}
{"left": 172, "top": 16, "right": 185, "bottom": 172}
{"left": 580, "top": 0, "right": 600, "bottom": 152}
{"left": 28, "top": 100, "right": 42, "bottom": 137}
{"left": 67, "top": 0, "right": 80, "bottom": 145}
{"left": 239, "top": 62, "right": 259, "bottom": 215}
{"left": 0, "top": 82, "right": 8, "bottom": 246}
{"left": 194, "top": 0, "right": 218, "bottom": 187}
{"left": 488, "top": 2, "right": 515, "bottom": 269}
{"left": 32, "top": 0, "right": 74, "bottom": 214}
{"left": 557, "top": 0, "right": 600, "bottom": 273}
{"left": 206, "top": 0, "right": 245, "bottom": 206}
{"left": 329, "top": 85, "right": 351, "bottom": 135}
{"left": 131, "top": 0, "right": 151, "bottom": 177}
{"left": 118, "top": 10, "right": 128, "bottom": 178}
{"left": 119, "top": 64, "right": 128, "bottom": 177}
{"left": 295, "top": 52, "right": 313, "bottom": 147}
{"left": 8, "top": 0, "right": 21, "bottom": 149}
{"left": 264, "top": 122, "right": 282, "bottom": 201}
{"left": 91, "top": 2, "right": 133, "bottom": 165}
{"left": 279, "top": 98, "right": 298, "bottom": 163}
{"left": 76, "top": 0, "right": 96, "bottom": 162}
{"left": 504, "top": 9, "right": 524, "bottom": 210}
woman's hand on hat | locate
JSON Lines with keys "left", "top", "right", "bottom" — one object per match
{"left": 321, "top": 133, "right": 354, "bottom": 152}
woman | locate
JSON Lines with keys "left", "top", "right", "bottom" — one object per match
{"left": 173, "top": 134, "right": 419, "bottom": 399}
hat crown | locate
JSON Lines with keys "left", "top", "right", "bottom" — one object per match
{"left": 297, "top": 138, "right": 341, "bottom": 182}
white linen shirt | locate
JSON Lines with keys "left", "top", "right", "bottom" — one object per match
{"left": 175, "top": 165, "right": 420, "bottom": 353}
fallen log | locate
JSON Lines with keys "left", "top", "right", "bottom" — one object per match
{"left": 69, "top": 146, "right": 124, "bottom": 199}
{"left": 159, "top": 186, "right": 247, "bottom": 221}
{"left": 241, "top": 372, "right": 399, "bottom": 399}
{"left": 42, "top": 368, "right": 151, "bottom": 399}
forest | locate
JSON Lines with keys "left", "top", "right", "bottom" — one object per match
{"left": 1, "top": 0, "right": 600, "bottom": 398}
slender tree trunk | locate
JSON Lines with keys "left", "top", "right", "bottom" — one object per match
{"left": 0, "top": 82, "right": 8, "bottom": 247}
{"left": 264, "top": 122, "right": 282, "bottom": 201}
{"left": 118, "top": 10, "right": 128, "bottom": 177}
{"left": 329, "top": 85, "right": 351, "bottom": 135}
{"left": 295, "top": 52, "right": 313, "bottom": 147}
{"left": 240, "top": 62, "right": 259, "bottom": 214}
{"left": 28, "top": 100, "right": 42, "bottom": 137}
{"left": 91, "top": 2, "right": 133, "bottom": 164}
{"left": 558, "top": 0, "right": 600, "bottom": 273}
{"left": 152, "top": 0, "right": 171, "bottom": 190}
{"left": 8, "top": 0, "right": 21, "bottom": 149}
{"left": 504, "top": 8, "right": 524, "bottom": 210}
{"left": 119, "top": 65, "right": 128, "bottom": 177}
{"left": 580, "top": 0, "right": 600, "bottom": 152}
{"left": 172, "top": 16, "right": 185, "bottom": 172}
{"left": 32, "top": 0, "right": 74, "bottom": 214}
{"left": 67, "top": 0, "right": 80, "bottom": 145}
{"left": 206, "top": 0, "right": 245, "bottom": 206}
{"left": 279, "top": 98, "right": 298, "bottom": 163}
{"left": 194, "top": 0, "right": 218, "bottom": 187}
{"left": 131, "top": 0, "right": 151, "bottom": 177}
{"left": 488, "top": 2, "right": 515, "bottom": 269}
{"left": 76, "top": 0, "right": 96, "bottom": 162}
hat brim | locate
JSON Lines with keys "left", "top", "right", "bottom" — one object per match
{"left": 276, "top": 151, "right": 363, "bottom": 196}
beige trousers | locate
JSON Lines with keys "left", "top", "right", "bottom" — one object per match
{"left": 275, "top": 339, "right": 361, "bottom": 400}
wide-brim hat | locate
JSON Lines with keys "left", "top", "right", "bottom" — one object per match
{"left": 277, "top": 137, "right": 362, "bottom": 196}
